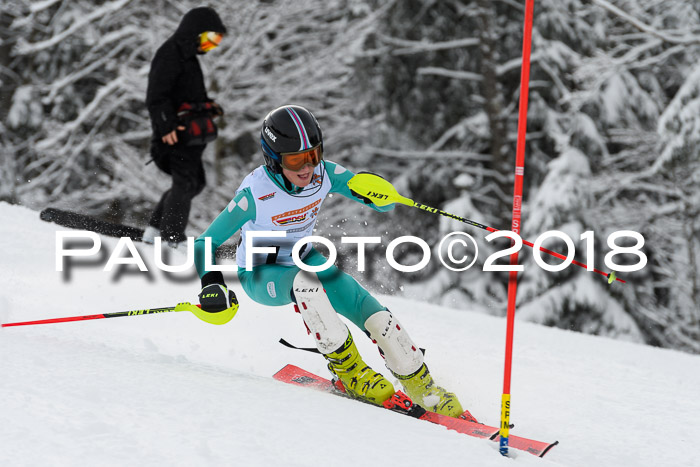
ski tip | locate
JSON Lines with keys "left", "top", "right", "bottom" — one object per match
{"left": 39, "top": 207, "right": 60, "bottom": 222}
{"left": 539, "top": 440, "right": 559, "bottom": 458}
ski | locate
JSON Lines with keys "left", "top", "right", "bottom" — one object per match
{"left": 40, "top": 207, "right": 145, "bottom": 240}
{"left": 273, "top": 364, "right": 558, "bottom": 457}
{"left": 39, "top": 207, "right": 234, "bottom": 258}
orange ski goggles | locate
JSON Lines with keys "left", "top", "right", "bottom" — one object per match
{"left": 199, "top": 31, "right": 223, "bottom": 52}
{"left": 280, "top": 144, "right": 323, "bottom": 171}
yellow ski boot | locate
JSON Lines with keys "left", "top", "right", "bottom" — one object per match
{"left": 396, "top": 363, "right": 464, "bottom": 417}
{"left": 325, "top": 333, "right": 395, "bottom": 405}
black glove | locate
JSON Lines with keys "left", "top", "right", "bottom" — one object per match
{"left": 199, "top": 284, "right": 237, "bottom": 312}
{"left": 199, "top": 271, "right": 237, "bottom": 312}
{"left": 209, "top": 101, "right": 224, "bottom": 117}
{"left": 350, "top": 171, "right": 385, "bottom": 205}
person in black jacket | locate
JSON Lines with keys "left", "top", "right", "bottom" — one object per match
{"left": 144, "top": 7, "right": 227, "bottom": 245}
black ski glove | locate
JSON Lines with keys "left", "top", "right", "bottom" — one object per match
{"left": 350, "top": 171, "right": 385, "bottom": 205}
{"left": 209, "top": 101, "right": 224, "bottom": 117}
{"left": 199, "top": 271, "right": 237, "bottom": 312}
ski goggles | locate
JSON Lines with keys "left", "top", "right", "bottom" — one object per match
{"left": 199, "top": 31, "right": 223, "bottom": 52}
{"left": 280, "top": 144, "right": 323, "bottom": 171}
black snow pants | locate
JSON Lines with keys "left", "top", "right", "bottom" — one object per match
{"left": 148, "top": 140, "right": 206, "bottom": 243}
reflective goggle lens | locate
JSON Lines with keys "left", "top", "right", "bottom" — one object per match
{"left": 199, "top": 31, "right": 223, "bottom": 52}
{"left": 280, "top": 145, "right": 323, "bottom": 171}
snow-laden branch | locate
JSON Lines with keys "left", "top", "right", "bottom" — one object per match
{"left": 629, "top": 43, "right": 687, "bottom": 70}
{"left": 14, "top": 0, "right": 132, "bottom": 55}
{"left": 377, "top": 34, "right": 480, "bottom": 56}
{"left": 35, "top": 76, "right": 125, "bottom": 152}
{"left": 28, "top": 0, "right": 63, "bottom": 14}
{"left": 45, "top": 29, "right": 140, "bottom": 101}
{"left": 364, "top": 146, "right": 491, "bottom": 161}
{"left": 592, "top": 0, "right": 700, "bottom": 45}
{"left": 417, "top": 67, "right": 483, "bottom": 81}
{"left": 417, "top": 51, "right": 547, "bottom": 82}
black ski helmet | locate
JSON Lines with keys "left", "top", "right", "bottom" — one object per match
{"left": 261, "top": 105, "right": 323, "bottom": 174}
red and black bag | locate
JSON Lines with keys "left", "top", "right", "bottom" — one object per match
{"left": 177, "top": 102, "right": 219, "bottom": 146}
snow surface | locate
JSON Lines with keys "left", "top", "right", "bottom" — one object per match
{"left": 1, "top": 201, "right": 699, "bottom": 467}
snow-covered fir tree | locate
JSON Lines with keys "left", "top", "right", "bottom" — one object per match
{"left": 354, "top": 0, "right": 700, "bottom": 351}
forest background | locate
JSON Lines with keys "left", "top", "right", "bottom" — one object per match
{"left": 1, "top": 0, "right": 699, "bottom": 353}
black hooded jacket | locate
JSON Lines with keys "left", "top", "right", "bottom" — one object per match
{"left": 146, "top": 7, "right": 226, "bottom": 138}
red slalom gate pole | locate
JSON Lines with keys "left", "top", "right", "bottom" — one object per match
{"left": 500, "top": 0, "right": 535, "bottom": 457}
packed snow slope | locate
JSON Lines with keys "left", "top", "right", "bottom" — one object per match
{"left": 1, "top": 202, "right": 698, "bottom": 467}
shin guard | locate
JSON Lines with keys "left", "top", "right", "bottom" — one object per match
{"left": 364, "top": 310, "right": 423, "bottom": 377}
{"left": 292, "top": 271, "right": 349, "bottom": 354}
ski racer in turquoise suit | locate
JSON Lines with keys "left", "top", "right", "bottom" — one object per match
{"left": 194, "top": 105, "right": 464, "bottom": 417}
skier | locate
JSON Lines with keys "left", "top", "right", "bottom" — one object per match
{"left": 144, "top": 7, "right": 227, "bottom": 246}
{"left": 193, "top": 105, "right": 464, "bottom": 417}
